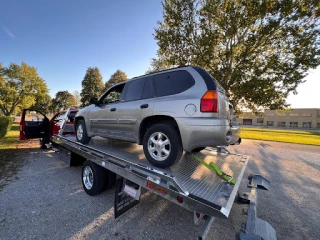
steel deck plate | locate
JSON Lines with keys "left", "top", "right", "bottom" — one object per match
{"left": 59, "top": 136, "right": 247, "bottom": 210}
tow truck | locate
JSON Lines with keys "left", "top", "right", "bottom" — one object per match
{"left": 20, "top": 108, "right": 277, "bottom": 240}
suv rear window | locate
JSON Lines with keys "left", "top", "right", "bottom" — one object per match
{"left": 142, "top": 76, "right": 155, "bottom": 99}
{"left": 192, "top": 66, "right": 227, "bottom": 94}
{"left": 154, "top": 70, "right": 194, "bottom": 97}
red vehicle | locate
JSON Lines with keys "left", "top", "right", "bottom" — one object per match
{"left": 20, "top": 108, "right": 78, "bottom": 148}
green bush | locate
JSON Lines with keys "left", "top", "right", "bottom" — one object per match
{"left": 0, "top": 116, "right": 13, "bottom": 139}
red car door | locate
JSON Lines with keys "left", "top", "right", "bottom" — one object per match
{"left": 20, "top": 109, "right": 50, "bottom": 140}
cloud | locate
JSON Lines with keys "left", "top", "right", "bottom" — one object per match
{"left": 1, "top": 25, "right": 15, "bottom": 39}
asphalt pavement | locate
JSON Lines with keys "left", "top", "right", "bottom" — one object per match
{"left": 0, "top": 139, "right": 319, "bottom": 240}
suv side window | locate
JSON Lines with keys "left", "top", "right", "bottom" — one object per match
{"left": 154, "top": 70, "right": 194, "bottom": 97}
{"left": 100, "top": 83, "right": 125, "bottom": 104}
{"left": 142, "top": 76, "right": 155, "bottom": 99}
{"left": 125, "top": 78, "right": 146, "bottom": 101}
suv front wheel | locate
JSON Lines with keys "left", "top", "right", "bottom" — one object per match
{"left": 76, "top": 119, "right": 91, "bottom": 144}
{"left": 143, "top": 124, "right": 183, "bottom": 168}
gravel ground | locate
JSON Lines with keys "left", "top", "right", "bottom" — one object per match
{"left": 0, "top": 139, "right": 319, "bottom": 240}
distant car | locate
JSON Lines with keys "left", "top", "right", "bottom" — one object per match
{"left": 74, "top": 66, "right": 241, "bottom": 168}
{"left": 20, "top": 109, "right": 79, "bottom": 148}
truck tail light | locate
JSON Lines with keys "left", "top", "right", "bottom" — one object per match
{"left": 177, "top": 196, "right": 183, "bottom": 203}
{"left": 200, "top": 90, "right": 219, "bottom": 112}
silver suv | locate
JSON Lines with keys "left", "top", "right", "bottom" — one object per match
{"left": 75, "top": 66, "right": 240, "bottom": 168}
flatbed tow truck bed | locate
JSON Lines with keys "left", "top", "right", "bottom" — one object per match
{"left": 53, "top": 135, "right": 247, "bottom": 218}
{"left": 43, "top": 108, "right": 276, "bottom": 240}
{"left": 50, "top": 134, "right": 276, "bottom": 240}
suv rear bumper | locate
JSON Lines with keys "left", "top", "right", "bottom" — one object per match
{"left": 175, "top": 118, "right": 241, "bottom": 152}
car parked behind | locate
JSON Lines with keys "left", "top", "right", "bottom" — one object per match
{"left": 75, "top": 66, "right": 240, "bottom": 168}
{"left": 20, "top": 108, "right": 78, "bottom": 148}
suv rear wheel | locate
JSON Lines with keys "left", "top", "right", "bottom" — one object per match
{"left": 76, "top": 119, "right": 91, "bottom": 144}
{"left": 143, "top": 124, "right": 183, "bottom": 168}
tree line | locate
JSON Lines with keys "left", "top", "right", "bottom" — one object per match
{"left": 0, "top": 62, "right": 127, "bottom": 116}
{"left": 1, "top": 1, "right": 318, "bottom": 116}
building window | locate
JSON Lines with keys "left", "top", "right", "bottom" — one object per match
{"left": 278, "top": 121, "right": 286, "bottom": 127}
{"left": 243, "top": 119, "right": 252, "bottom": 125}
{"left": 317, "top": 123, "right": 320, "bottom": 128}
{"left": 289, "top": 122, "right": 298, "bottom": 127}
{"left": 302, "top": 122, "right": 312, "bottom": 128}
{"left": 302, "top": 113, "right": 312, "bottom": 117}
{"left": 257, "top": 118, "right": 264, "bottom": 124}
{"left": 267, "top": 121, "right": 274, "bottom": 126}
{"left": 290, "top": 113, "right": 299, "bottom": 116}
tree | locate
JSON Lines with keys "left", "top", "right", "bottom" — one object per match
{"left": 153, "top": 0, "right": 320, "bottom": 112}
{"left": 72, "top": 90, "right": 81, "bottom": 106}
{"left": 51, "top": 91, "right": 76, "bottom": 112}
{"left": 104, "top": 70, "right": 128, "bottom": 91}
{"left": 146, "top": 56, "right": 172, "bottom": 74}
{"left": 0, "top": 62, "right": 49, "bottom": 116}
{"left": 80, "top": 67, "right": 104, "bottom": 107}
{"left": 31, "top": 93, "right": 52, "bottom": 114}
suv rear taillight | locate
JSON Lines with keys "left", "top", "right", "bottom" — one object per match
{"left": 200, "top": 90, "right": 219, "bottom": 112}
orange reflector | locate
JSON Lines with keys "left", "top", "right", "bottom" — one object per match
{"left": 201, "top": 90, "right": 218, "bottom": 99}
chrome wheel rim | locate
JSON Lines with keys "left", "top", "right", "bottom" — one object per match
{"left": 148, "top": 132, "right": 171, "bottom": 161}
{"left": 83, "top": 166, "right": 93, "bottom": 190}
{"left": 77, "top": 124, "right": 83, "bottom": 140}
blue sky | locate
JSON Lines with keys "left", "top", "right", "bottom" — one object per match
{"left": 0, "top": 0, "right": 319, "bottom": 108}
{"left": 0, "top": 0, "right": 162, "bottom": 96}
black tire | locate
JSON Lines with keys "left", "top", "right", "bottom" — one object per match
{"left": 82, "top": 160, "right": 107, "bottom": 196}
{"left": 143, "top": 124, "right": 183, "bottom": 168}
{"left": 39, "top": 138, "right": 47, "bottom": 149}
{"left": 192, "top": 147, "right": 206, "bottom": 152}
{"left": 76, "top": 119, "right": 91, "bottom": 144}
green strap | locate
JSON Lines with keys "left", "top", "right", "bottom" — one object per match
{"left": 192, "top": 154, "right": 236, "bottom": 185}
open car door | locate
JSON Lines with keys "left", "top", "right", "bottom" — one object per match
{"left": 20, "top": 109, "right": 50, "bottom": 147}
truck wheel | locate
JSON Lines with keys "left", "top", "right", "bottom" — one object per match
{"left": 143, "top": 124, "right": 183, "bottom": 168}
{"left": 82, "top": 160, "right": 107, "bottom": 196}
{"left": 76, "top": 119, "right": 91, "bottom": 144}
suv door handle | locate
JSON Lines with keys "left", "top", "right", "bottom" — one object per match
{"left": 110, "top": 108, "right": 116, "bottom": 112}
{"left": 140, "top": 104, "right": 148, "bottom": 109}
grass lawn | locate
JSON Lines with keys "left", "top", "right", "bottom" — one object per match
{"left": 0, "top": 122, "right": 39, "bottom": 150}
{"left": 241, "top": 128, "right": 320, "bottom": 146}
{"left": 0, "top": 123, "right": 20, "bottom": 150}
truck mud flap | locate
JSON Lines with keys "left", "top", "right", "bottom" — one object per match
{"left": 238, "top": 174, "right": 277, "bottom": 240}
{"left": 114, "top": 177, "right": 141, "bottom": 219}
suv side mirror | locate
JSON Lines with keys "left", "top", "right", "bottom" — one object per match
{"left": 89, "top": 97, "right": 98, "bottom": 105}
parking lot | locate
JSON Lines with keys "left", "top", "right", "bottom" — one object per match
{"left": 0, "top": 139, "right": 319, "bottom": 240}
